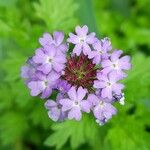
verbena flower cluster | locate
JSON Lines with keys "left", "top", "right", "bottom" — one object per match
{"left": 21, "top": 25, "right": 131, "bottom": 125}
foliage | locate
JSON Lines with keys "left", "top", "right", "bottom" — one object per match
{"left": 0, "top": 0, "right": 150, "bottom": 150}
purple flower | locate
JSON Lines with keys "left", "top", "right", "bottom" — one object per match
{"left": 67, "top": 25, "right": 96, "bottom": 56}
{"left": 39, "top": 32, "right": 68, "bottom": 54}
{"left": 102, "top": 50, "right": 131, "bottom": 78}
{"left": 94, "top": 72, "right": 124, "bottom": 99}
{"left": 55, "top": 79, "right": 71, "bottom": 94}
{"left": 45, "top": 94, "right": 67, "bottom": 121}
{"left": 27, "top": 71, "right": 60, "bottom": 99}
{"left": 87, "top": 94, "right": 117, "bottom": 125}
{"left": 88, "top": 37, "right": 112, "bottom": 64}
{"left": 59, "top": 86, "right": 91, "bottom": 121}
{"left": 21, "top": 57, "right": 38, "bottom": 83}
{"left": 33, "top": 45, "right": 66, "bottom": 74}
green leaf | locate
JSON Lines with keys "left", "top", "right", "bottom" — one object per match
{"left": 77, "top": 0, "right": 98, "bottom": 34}
{"left": 106, "top": 117, "right": 150, "bottom": 150}
{"left": 124, "top": 53, "right": 150, "bottom": 102}
{"left": 0, "top": 112, "right": 28, "bottom": 146}
{"left": 33, "top": 0, "right": 78, "bottom": 32}
{"left": 44, "top": 114, "right": 101, "bottom": 149}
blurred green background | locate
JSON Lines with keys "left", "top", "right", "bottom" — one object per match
{"left": 0, "top": 0, "right": 150, "bottom": 149}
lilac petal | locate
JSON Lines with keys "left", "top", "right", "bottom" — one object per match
{"left": 80, "top": 100, "right": 91, "bottom": 113}
{"left": 83, "top": 43, "right": 91, "bottom": 55}
{"left": 33, "top": 49, "right": 47, "bottom": 64}
{"left": 59, "top": 99, "right": 73, "bottom": 111}
{"left": 21, "top": 66, "right": 29, "bottom": 78}
{"left": 41, "top": 86, "right": 52, "bottom": 99}
{"left": 94, "top": 80, "right": 106, "bottom": 88}
{"left": 93, "top": 41, "right": 102, "bottom": 50}
{"left": 120, "top": 55, "right": 130, "bottom": 62}
{"left": 77, "top": 87, "right": 87, "bottom": 101}
{"left": 45, "top": 100, "right": 57, "bottom": 109}
{"left": 104, "top": 103, "right": 117, "bottom": 115}
{"left": 93, "top": 106, "right": 103, "bottom": 120}
{"left": 101, "top": 59, "right": 112, "bottom": 67}
{"left": 102, "top": 38, "right": 112, "bottom": 52}
{"left": 75, "top": 25, "right": 88, "bottom": 36}
{"left": 101, "top": 87, "right": 112, "bottom": 99}
{"left": 93, "top": 55, "right": 101, "bottom": 64}
{"left": 112, "top": 83, "right": 124, "bottom": 94}
{"left": 38, "top": 63, "right": 52, "bottom": 74}
{"left": 54, "top": 55, "right": 66, "bottom": 63}
{"left": 73, "top": 43, "right": 82, "bottom": 56}
{"left": 86, "top": 32, "right": 96, "bottom": 44}
{"left": 47, "top": 71, "right": 60, "bottom": 82}
{"left": 53, "top": 31, "right": 64, "bottom": 45}
{"left": 68, "top": 86, "right": 77, "bottom": 100}
{"left": 108, "top": 72, "right": 120, "bottom": 82}
{"left": 57, "top": 43, "right": 68, "bottom": 53}
{"left": 44, "top": 45, "right": 56, "bottom": 58}
{"left": 53, "top": 62, "right": 65, "bottom": 72}
{"left": 27, "top": 81, "right": 44, "bottom": 96}
{"left": 119, "top": 56, "right": 131, "bottom": 70}
{"left": 101, "top": 67, "right": 112, "bottom": 75}
{"left": 48, "top": 107, "right": 61, "bottom": 121}
{"left": 88, "top": 51, "right": 97, "bottom": 59}
{"left": 87, "top": 94, "right": 99, "bottom": 106}
{"left": 110, "top": 50, "right": 123, "bottom": 62}
{"left": 68, "top": 107, "right": 82, "bottom": 121}
{"left": 67, "top": 33, "right": 79, "bottom": 44}
{"left": 96, "top": 73, "right": 108, "bottom": 81}
{"left": 103, "top": 111, "right": 113, "bottom": 120}
{"left": 39, "top": 33, "right": 53, "bottom": 46}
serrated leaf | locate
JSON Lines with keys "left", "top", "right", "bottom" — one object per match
{"left": 106, "top": 117, "right": 150, "bottom": 150}
{"left": 33, "top": 0, "right": 78, "bottom": 32}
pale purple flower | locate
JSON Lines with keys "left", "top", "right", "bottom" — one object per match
{"left": 39, "top": 31, "right": 68, "bottom": 54}
{"left": 94, "top": 72, "right": 124, "bottom": 99}
{"left": 55, "top": 79, "right": 71, "bottom": 94}
{"left": 59, "top": 86, "right": 91, "bottom": 121}
{"left": 87, "top": 94, "right": 117, "bottom": 125}
{"left": 33, "top": 45, "right": 66, "bottom": 74}
{"left": 88, "top": 37, "right": 112, "bottom": 64}
{"left": 21, "top": 57, "right": 38, "bottom": 83}
{"left": 67, "top": 25, "right": 96, "bottom": 56}
{"left": 27, "top": 71, "right": 60, "bottom": 99}
{"left": 102, "top": 50, "right": 131, "bottom": 78}
{"left": 45, "top": 94, "right": 67, "bottom": 121}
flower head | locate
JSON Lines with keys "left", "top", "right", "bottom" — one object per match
{"left": 21, "top": 25, "right": 131, "bottom": 125}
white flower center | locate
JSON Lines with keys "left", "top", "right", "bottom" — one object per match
{"left": 99, "top": 50, "right": 103, "bottom": 54}
{"left": 112, "top": 61, "right": 119, "bottom": 70}
{"left": 43, "top": 80, "right": 48, "bottom": 87}
{"left": 106, "top": 82, "right": 112, "bottom": 87}
{"left": 74, "top": 100, "right": 80, "bottom": 107}
{"left": 46, "top": 56, "right": 53, "bottom": 63}
{"left": 79, "top": 36, "right": 86, "bottom": 43}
